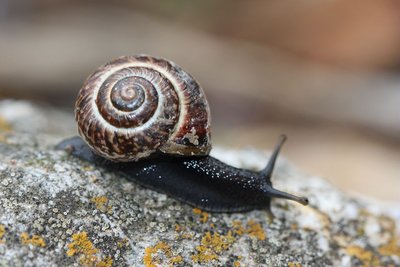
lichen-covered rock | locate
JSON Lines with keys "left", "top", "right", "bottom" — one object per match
{"left": 0, "top": 101, "right": 399, "bottom": 266}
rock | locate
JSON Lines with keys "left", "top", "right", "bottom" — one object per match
{"left": 0, "top": 101, "right": 399, "bottom": 266}
{"left": 0, "top": 100, "right": 75, "bottom": 136}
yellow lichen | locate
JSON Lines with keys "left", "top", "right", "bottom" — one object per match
{"left": 379, "top": 238, "right": 400, "bottom": 257}
{"left": 180, "top": 233, "right": 194, "bottom": 239}
{"left": 66, "top": 231, "right": 113, "bottom": 267}
{"left": 117, "top": 238, "right": 129, "bottom": 248}
{"left": 20, "top": 232, "right": 46, "bottom": 247}
{"left": 67, "top": 232, "right": 98, "bottom": 257}
{"left": 174, "top": 224, "right": 194, "bottom": 240}
{"left": 96, "top": 256, "right": 113, "bottom": 267}
{"left": 192, "top": 231, "right": 236, "bottom": 264}
{"left": 232, "top": 220, "right": 266, "bottom": 240}
{"left": 288, "top": 262, "right": 302, "bottom": 267}
{"left": 175, "top": 224, "right": 182, "bottom": 232}
{"left": 377, "top": 215, "right": 400, "bottom": 257}
{"left": 232, "top": 256, "right": 244, "bottom": 266}
{"left": 246, "top": 220, "right": 266, "bottom": 241}
{"left": 169, "top": 256, "right": 183, "bottom": 265}
{"left": 0, "top": 224, "right": 5, "bottom": 243}
{"left": 346, "top": 245, "right": 380, "bottom": 267}
{"left": 192, "top": 208, "right": 201, "bottom": 215}
{"left": 192, "top": 208, "right": 209, "bottom": 223}
{"left": 356, "top": 212, "right": 400, "bottom": 259}
{"left": 91, "top": 196, "right": 112, "bottom": 213}
{"left": 143, "top": 241, "right": 182, "bottom": 267}
{"left": 0, "top": 117, "right": 11, "bottom": 132}
{"left": 192, "top": 243, "right": 218, "bottom": 263}
{"left": 232, "top": 221, "right": 246, "bottom": 236}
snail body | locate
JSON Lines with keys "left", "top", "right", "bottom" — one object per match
{"left": 57, "top": 55, "right": 308, "bottom": 213}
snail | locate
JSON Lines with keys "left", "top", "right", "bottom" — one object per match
{"left": 56, "top": 55, "right": 309, "bottom": 213}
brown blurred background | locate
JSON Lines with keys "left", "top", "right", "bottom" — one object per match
{"left": 1, "top": 0, "right": 399, "bottom": 201}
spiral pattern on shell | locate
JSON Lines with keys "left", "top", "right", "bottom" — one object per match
{"left": 75, "top": 55, "right": 211, "bottom": 161}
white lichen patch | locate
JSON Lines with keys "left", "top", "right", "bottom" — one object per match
{"left": 183, "top": 127, "right": 200, "bottom": 146}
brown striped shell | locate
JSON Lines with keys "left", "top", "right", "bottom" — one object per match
{"left": 75, "top": 55, "right": 211, "bottom": 162}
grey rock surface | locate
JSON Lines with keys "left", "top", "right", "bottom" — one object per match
{"left": 0, "top": 100, "right": 399, "bottom": 266}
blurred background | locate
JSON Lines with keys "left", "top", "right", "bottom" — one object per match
{"left": 0, "top": 0, "right": 399, "bottom": 201}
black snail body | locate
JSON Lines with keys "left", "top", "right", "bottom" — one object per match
{"left": 56, "top": 55, "right": 309, "bottom": 213}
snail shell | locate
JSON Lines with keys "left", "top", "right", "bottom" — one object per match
{"left": 75, "top": 55, "right": 211, "bottom": 161}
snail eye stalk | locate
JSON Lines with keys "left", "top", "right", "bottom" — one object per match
{"left": 260, "top": 134, "right": 287, "bottom": 180}
{"left": 262, "top": 185, "right": 309, "bottom": 206}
